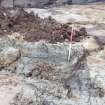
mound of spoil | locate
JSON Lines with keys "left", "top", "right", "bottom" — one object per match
{"left": 0, "top": 8, "right": 87, "bottom": 43}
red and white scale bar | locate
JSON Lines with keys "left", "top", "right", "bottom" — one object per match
{"left": 68, "top": 25, "right": 76, "bottom": 61}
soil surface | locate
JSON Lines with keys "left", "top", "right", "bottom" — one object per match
{"left": 0, "top": 8, "right": 87, "bottom": 43}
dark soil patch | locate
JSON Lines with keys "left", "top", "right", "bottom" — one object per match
{"left": 0, "top": 7, "right": 87, "bottom": 43}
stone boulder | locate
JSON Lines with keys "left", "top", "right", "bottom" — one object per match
{"left": 82, "top": 36, "right": 102, "bottom": 52}
{"left": 0, "top": 47, "right": 20, "bottom": 68}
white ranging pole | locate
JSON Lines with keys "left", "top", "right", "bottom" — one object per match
{"left": 68, "top": 42, "right": 72, "bottom": 61}
{"left": 68, "top": 25, "right": 75, "bottom": 62}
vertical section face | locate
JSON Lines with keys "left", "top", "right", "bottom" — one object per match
{"left": 72, "top": 0, "right": 87, "bottom": 3}
{"left": 1, "top": 0, "right": 13, "bottom": 8}
{"left": 88, "top": 0, "right": 97, "bottom": 2}
{"left": 0, "top": 0, "right": 100, "bottom": 8}
{"left": 34, "top": 0, "right": 50, "bottom": 7}
{"left": 14, "top": 0, "right": 39, "bottom": 8}
{"left": 14, "top": 0, "right": 30, "bottom": 7}
{"left": 72, "top": 0, "right": 97, "bottom": 3}
{"left": 14, "top": 0, "right": 50, "bottom": 8}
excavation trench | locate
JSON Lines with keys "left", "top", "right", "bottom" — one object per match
{"left": 0, "top": 7, "right": 104, "bottom": 105}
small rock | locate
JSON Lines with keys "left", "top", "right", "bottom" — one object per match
{"left": 82, "top": 36, "right": 102, "bottom": 52}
